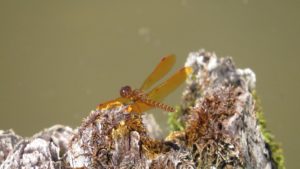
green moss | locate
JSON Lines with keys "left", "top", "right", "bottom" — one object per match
{"left": 253, "top": 91, "right": 285, "bottom": 169}
{"left": 168, "top": 106, "right": 184, "bottom": 131}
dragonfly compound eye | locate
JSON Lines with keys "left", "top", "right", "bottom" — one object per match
{"left": 120, "top": 85, "right": 132, "bottom": 98}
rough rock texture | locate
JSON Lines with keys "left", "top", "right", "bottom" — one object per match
{"left": 0, "top": 125, "right": 73, "bottom": 169}
{"left": 0, "top": 50, "right": 281, "bottom": 169}
{"left": 181, "top": 50, "right": 273, "bottom": 168}
{"left": 0, "top": 130, "right": 22, "bottom": 166}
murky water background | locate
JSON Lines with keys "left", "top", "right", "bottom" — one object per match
{"left": 0, "top": 1, "right": 299, "bottom": 168}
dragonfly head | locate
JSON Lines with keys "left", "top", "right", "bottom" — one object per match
{"left": 120, "top": 85, "right": 132, "bottom": 98}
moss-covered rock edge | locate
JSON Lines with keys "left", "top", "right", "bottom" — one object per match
{"left": 253, "top": 91, "right": 285, "bottom": 169}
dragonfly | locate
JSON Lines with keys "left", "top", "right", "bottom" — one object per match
{"left": 96, "top": 54, "right": 192, "bottom": 113}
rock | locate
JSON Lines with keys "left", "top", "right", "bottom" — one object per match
{"left": 0, "top": 50, "right": 282, "bottom": 169}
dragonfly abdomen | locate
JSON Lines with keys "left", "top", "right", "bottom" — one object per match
{"left": 141, "top": 97, "right": 175, "bottom": 112}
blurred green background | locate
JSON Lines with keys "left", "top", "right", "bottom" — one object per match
{"left": 0, "top": 0, "right": 299, "bottom": 168}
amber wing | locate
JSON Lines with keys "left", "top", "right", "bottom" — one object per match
{"left": 140, "top": 54, "right": 176, "bottom": 91}
{"left": 96, "top": 97, "right": 129, "bottom": 110}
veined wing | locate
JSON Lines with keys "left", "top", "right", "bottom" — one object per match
{"left": 140, "top": 54, "right": 176, "bottom": 91}
{"left": 96, "top": 97, "right": 129, "bottom": 110}
{"left": 148, "top": 67, "right": 192, "bottom": 101}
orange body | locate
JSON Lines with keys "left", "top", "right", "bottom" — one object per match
{"left": 119, "top": 86, "right": 175, "bottom": 112}
{"left": 97, "top": 55, "right": 192, "bottom": 113}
